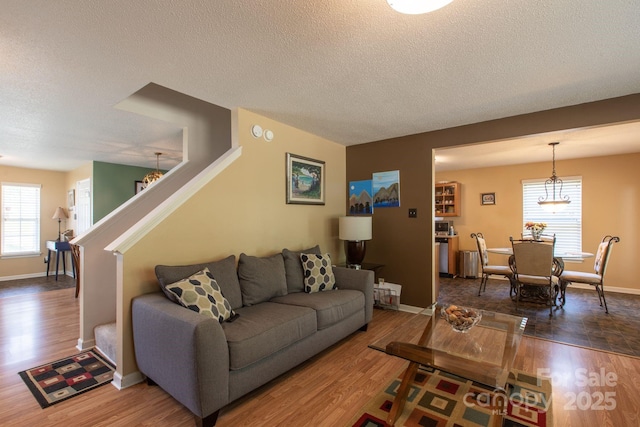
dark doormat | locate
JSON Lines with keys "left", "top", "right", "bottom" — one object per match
{"left": 18, "top": 350, "right": 114, "bottom": 409}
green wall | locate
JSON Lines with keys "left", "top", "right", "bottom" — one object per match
{"left": 92, "top": 161, "right": 166, "bottom": 223}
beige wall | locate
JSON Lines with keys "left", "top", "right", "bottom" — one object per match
{"left": 436, "top": 152, "right": 639, "bottom": 292}
{"left": 0, "top": 166, "right": 69, "bottom": 279}
{"left": 118, "top": 108, "right": 346, "bottom": 377}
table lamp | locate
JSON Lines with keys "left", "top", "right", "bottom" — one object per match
{"left": 52, "top": 207, "right": 68, "bottom": 241}
{"left": 339, "top": 216, "right": 372, "bottom": 269}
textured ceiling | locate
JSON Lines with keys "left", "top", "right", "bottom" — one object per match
{"left": 1, "top": 0, "right": 639, "bottom": 172}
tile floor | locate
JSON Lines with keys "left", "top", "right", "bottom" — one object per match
{"left": 438, "top": 276, "right": 640, "bottom": 358}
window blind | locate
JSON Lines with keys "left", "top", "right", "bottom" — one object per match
{"left": 1, "top": 183, "right": 41, "bottom": 256}
{"left": 522, "top": 177, "right": 582, "bottom": 255}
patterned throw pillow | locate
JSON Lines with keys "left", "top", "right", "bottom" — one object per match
{"left": 300, "top": 253, "right": 336, "bottom": 293}
{"left": 165, "top": 268, "right": 236, "bottom": 322}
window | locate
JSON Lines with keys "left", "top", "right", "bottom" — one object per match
{"left": 1, "top": 183, "right": 41, "bottom": 256}
{"left": 522, "top": 177, "right": 582, "bottom": 255}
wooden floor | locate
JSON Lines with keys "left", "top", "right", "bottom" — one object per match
{"left": 1, "top": 288, "right": 639, "bottom": 426}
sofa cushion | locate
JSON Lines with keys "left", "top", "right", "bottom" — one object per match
{"left": 165, "top": 268, "right": 236, "bottom": 322}
{"left": 222, "top": 302, "right": 317, "bottom": 370}
{"left": 155, "top": 255, "right": 242, "bottom": 310}
{"left": 271, "top": 289, "right": 364, "bottom": 330}
{"left": 282, "top": 245, "right": 321, "bottom": 293}
{"left": 238, "top": 253, "right": 287, "bottom": 306}
{"left": 300, "top": 253, "right": 336, "bottom": 293}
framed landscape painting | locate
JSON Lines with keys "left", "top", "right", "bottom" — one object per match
{"left": 348, "top": 180, "right": 373, "bottom": 214}
{"left": 286, "top": 153, "right": 325, "bottom": 205}
{"left": 372, "top": 170, "right": 400, "bottom": 208}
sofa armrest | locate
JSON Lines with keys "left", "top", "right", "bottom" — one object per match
{"left": 132, "top": 292, "right": 229, "bottom": 419}
{"left": 333, "top": 267, "right": 374, "bottom": 323}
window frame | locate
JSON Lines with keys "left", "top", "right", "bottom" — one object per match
{"left": 522, "top": 176, "right": 582, "bottom": 257}
{"left": 1, "top": 182, "right": 42, "bottom": 257}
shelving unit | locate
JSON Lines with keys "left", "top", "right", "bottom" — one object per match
{"left": 435, "top": 182, "right": 460, "bottom": 217}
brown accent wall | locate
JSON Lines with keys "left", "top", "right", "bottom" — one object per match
{"left": 346, "top": 94, "right": 640, "bottom": 308}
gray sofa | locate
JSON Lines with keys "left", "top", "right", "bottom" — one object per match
{"left": 132, "top": 247, "right": 374, "bottom": 427}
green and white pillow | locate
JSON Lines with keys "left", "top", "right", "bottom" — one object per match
{"left": 300, "top": 253, "right": 336, "bottom": 293}
{"left": 165, "top": 267, "right": 236, "bottom": 322}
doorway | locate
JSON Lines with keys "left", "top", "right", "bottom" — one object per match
{"left": 76, "top": 178, "right": 91, "bottom": 235}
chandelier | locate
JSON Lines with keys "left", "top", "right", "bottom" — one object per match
{"left": 142, "top": 152, "right": 163, "bottom": 188}
{"left": 387, "top": 0, "right": 453, "bottom": 14}
{"left": 538, "top": 142, "right": 570, "bottom": 212}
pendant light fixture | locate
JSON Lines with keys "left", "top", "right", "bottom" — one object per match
{"left": 387, "top": 0, "right": 453, "bottom": 14}
{"left": 538, "top": 142, "right": 570, "bottom": 212}
{"left": 142, "top": 152, "right": 163, "bottom": 188}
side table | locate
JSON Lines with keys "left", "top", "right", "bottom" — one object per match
{"left": 46, "top": 240, "right": 75, "bottom": 281}
{"left": 336, "top": 262, "right": 384, "bottom": 277}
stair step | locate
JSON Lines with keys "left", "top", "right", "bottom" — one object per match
{"left": 94, "top": 322, "right": 116, "bottom": 366}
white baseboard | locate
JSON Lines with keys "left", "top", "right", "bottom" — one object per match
{"left": 77, "top": 338, "right": 96, "bottom": 351}
{"left": 0, "top": 272, "right": 47, "bottom": 281}
{"left": 111, "top": 371, "right": 145, "bottom": 390}
{"left": 566, "top": 282, "right": 640, "bottom": 295}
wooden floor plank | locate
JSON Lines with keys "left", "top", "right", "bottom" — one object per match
{"left": 1, "top": 288, "right": 639, "bottom": 426}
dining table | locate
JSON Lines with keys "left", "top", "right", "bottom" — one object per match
{"left": 486, "top": 247, "right": 594, "bottom": 260}
{"left": 486, "top": 247, "right": 594, "bottom": 307}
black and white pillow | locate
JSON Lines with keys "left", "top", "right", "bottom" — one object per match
{"left": 300, "top": 253, "right": 336, "bottom": 293}
{"left": 166, "top": 268, "right": 236, "bottom": 322}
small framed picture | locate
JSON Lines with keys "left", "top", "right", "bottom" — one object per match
{"left": 135, "top": 181, "right": 145, "bottom": 194}
{"left": 67, "top": 189, "right": 75, "bottom": 210}
{"left": 481, "top": 192, "right": 495, "bottom": 205}
{"left": 286, "top": 153, "right": 325, "bottom": 205}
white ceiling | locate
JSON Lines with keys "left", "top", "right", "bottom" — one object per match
{"left": 1, "top": 1, "right": 639, "bottom": 172}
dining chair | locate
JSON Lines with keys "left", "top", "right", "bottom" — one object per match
{"left": 471, "top": 233, "right": 514, "bottom": 296}
{"left": 509, "top": 236, "right": 559, "bottom": 316}
{"left": 559, "top": 235, "right": 620, "bottom": 313}
{"left": 70, "top": 243, "right": 81, "bottom": 298}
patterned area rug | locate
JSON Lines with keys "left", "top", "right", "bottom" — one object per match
{"left": 350, "top": 366, "right": 552, "bottom": 427}
{"left": 18, "top": 350, "right": 114, "bottom": 409}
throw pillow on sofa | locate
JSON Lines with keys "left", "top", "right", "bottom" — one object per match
{"left": 300, "top": 253, "right": 336, "bottom": 293}
{"left": 155, "top": 255, "right": 243, "bottom": 310}
{"left": 282, "top": 245, "right": 321, "bottom": 293}
{"left": 165, "top": 268, "right": 236, "bottom": 322}
{"left": 238, "top": 253, "right": 288, "bottom": 306}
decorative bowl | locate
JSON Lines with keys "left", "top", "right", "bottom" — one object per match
{"left": 440, "top": 304, "right": 482, "bottom": 333}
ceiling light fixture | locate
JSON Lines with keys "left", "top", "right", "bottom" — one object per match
{"left": 387, "top": 0, "right": 453, "bottom": 14}
{"left": 142, "top": 152, "right": 164, "bottom": 188}
{"left": 538, "top": 142, "right": 570, "bottom": 212}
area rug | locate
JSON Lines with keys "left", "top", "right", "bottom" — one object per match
{"left": 350, "top": 366, "right": 552, "bottom": 427}
{"left": 18, "top": 350, "right": 114, "bottom": 409}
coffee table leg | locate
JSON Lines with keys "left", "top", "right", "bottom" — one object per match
{"left": 386, "top": 361, "right": 419, "bottom": 426}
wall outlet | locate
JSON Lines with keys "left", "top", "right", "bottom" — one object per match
{"left": 408, "top": 208, "right": 417, "bottom": 218}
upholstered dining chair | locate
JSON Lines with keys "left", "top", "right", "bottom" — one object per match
{"left": 559, "top": 235, "right": 620, "bottom": 313}
{"left": 70, "top": 243, "right": 81, "bottom": 298}
{"left": 471, "top": 232, "right": 514, "bottom": 296}
{"left": 509, "top": 236, "right": 559, "bottom": 316}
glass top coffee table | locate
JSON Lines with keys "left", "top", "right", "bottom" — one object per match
{"left": 369, "top": 307, "right": 527, "bottom": 425}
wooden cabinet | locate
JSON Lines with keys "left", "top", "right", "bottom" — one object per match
{"left": 435, "top": 182, "right": 460, "bottom": 217}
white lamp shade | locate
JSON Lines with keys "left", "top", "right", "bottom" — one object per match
{"left": 387, "top": 0, "right": 453, "bottom": 14}
{"left": 52, "top": 206, "right": 68, "bottom": 220}
{"left": 339, "top": 216, "right": 372, "bottom": 241}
